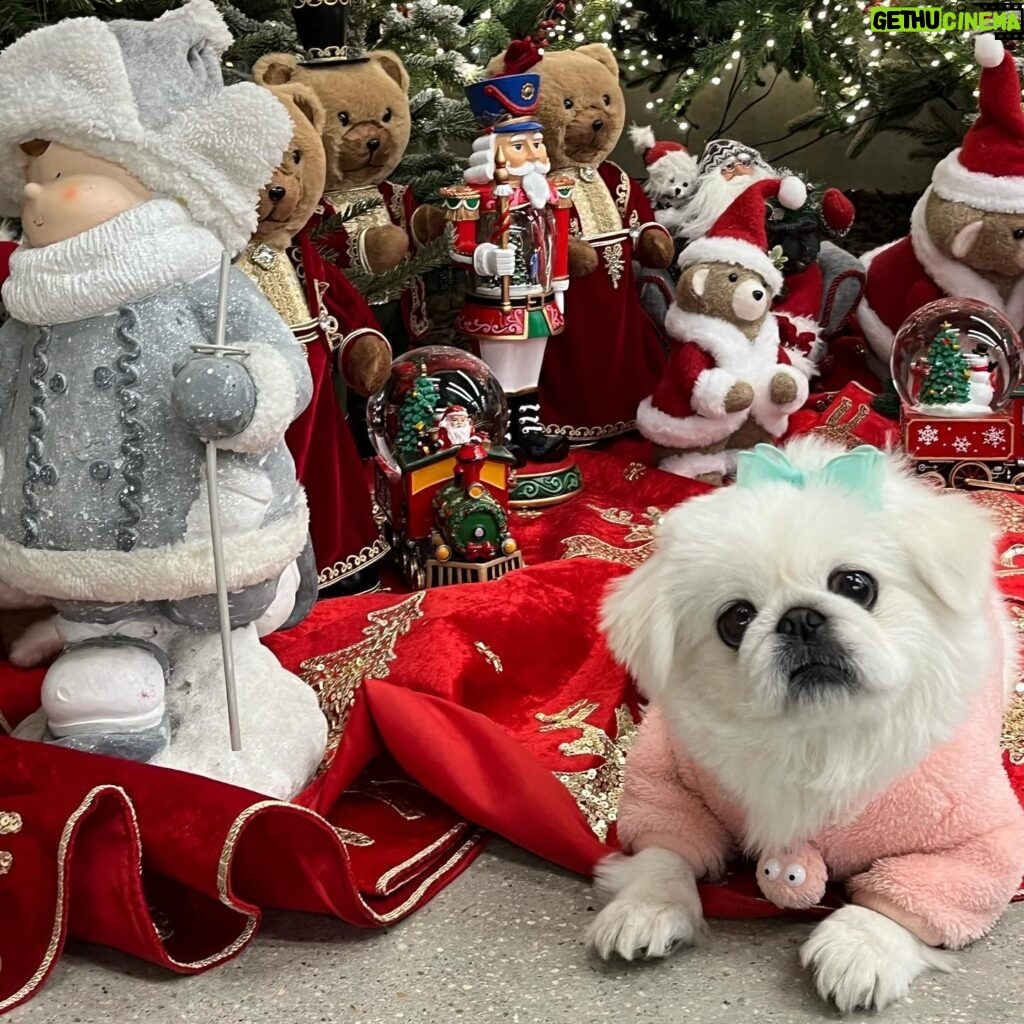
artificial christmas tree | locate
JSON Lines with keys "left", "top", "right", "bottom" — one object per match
{"left": 919, "top": 324, "right": 971, "bottom": 408}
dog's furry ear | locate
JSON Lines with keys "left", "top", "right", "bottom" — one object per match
{"left": 601, "top": 555, "right": 679, "bottom": 698}
{"left": 897, "top": 483, "right": 996, "bottom": 612}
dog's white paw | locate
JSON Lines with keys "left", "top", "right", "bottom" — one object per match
{"left": 800, "top": 905, "right": 954, "bottom": 1012}
{"left": 587, "top": 847, "right": 705, "bottom": 961}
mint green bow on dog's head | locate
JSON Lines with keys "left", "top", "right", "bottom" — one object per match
{"left": 735, "top": 444, "right": 886, "bottom": 509}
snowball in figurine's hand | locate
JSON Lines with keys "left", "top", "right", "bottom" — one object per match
{"left": 172, "top": 356, "right": 256, "bottom": 440}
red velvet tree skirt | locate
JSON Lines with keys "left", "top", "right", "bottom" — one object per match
{"left": 2, "top": 432, "right": 1023, "bottom": 1014}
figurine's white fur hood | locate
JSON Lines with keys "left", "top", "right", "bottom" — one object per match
{"left": 0, "top": 0, "right": 290, "bottom": 252}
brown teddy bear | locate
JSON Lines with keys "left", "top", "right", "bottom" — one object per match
{"left": 254, "top": 15, "right": 445, "bottom": 349}
{"left": 486, "top": 41, "right": 675, "bottom": 443}
{"left": 859, "top": 34, "right": 1024, "bottom": 367}
{"left": 240, "top": 81, "right": 390, "bottom": 593}
{"left": 637, "top": 179, "right": 811, "bottom": 484}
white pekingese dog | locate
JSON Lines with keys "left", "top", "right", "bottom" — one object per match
{"left": 590, "top": 436, "right": 1024, "bottom": 1012}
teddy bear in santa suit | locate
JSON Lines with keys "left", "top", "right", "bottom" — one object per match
{"left": 637, "top": 178, "right": 812, "bottom": 483}
{"left": 858, "top": 34, "right": 1024, "bottom": 367}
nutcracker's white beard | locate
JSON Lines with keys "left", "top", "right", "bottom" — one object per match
{"left": 442, "top": 421, "right": 473, "bottom": 446}
{"left": 465, "top": 140, "right": 551, "bottom": 209}
{"left": 676, "top": 165, "right": 774, "bottom": 240}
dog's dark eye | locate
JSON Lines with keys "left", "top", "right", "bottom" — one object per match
{"left": 728, "top": 272, "right": 738, "bottom": 282}
{"left": 717, "top": 600, "right": 757, "bottom": 649}
{"left": 1014, "top": 228, "right": 1024, "bottom": 240}
{"left": 383, "top": 108, "right": 393, "bottom": 123}
{"left": 564, "top": 98, "right": 574, "bottom": 109}
{"left": 338, "top": 111, "right": 350, "bottom": 127}
{"left": 828, "top": 569, "right": 878, "bottom": 610}
{"left": 602, "top": 93, "right": 611, "bottom": 105}
{"left": 292, "top": 149, "right": 301, "bottom": 164}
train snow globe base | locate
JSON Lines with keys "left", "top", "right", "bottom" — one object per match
{"left": 368, "top": 346, "right": 524, "bottom": 589}
{"left": 892, "top": 298, "right": 1024, "bottom": 490}
{"left": 509, "top": 457, "right": 583, "bottom": 508}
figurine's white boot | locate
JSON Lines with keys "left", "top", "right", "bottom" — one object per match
{"left": 43, "top": 641, "right": 167, "bottom": 737}
{"left": 41, "top": 616, "right": 175, "bottom": 738}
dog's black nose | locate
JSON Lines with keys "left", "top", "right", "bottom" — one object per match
{"left": 367, "top": 137, "right": 381, "bottom": 152}
{"left": 776, "top": 607, "right": 826, "bottom": 642}
{"left": 752, "top": 289, "right": 764, "bottom": 301}
{"left": 592, "top": 118, "right": 604, "bottom": 132}
{"left": 267, "top": 186, "right": 286, "bottom": 202}
{"left": 674, "top": 186, "right": 683, "bottom": 196}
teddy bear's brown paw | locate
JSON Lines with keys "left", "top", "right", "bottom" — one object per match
{"left": 363, "top": 224, "right": 410, "bottom": 273}
{"left": 411, "top": 204, "right": 447, "bottom": 245}
{"left": 724, "top": 381, "right": 755, "bottom": 413}
{"left": 339, "top": 328, "right": 393, "bottom": 397}
{"left": 567, "top": 237, "right": 599, "bottom": 277}
{"left": 636, "top": 228, "right": 674, "bottom": 270}
{"left": 769, "top": 372, "right": 799, "bottom": 406}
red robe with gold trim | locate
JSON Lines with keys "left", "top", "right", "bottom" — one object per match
{"left": 540, "top": 161, "right": 672, "bottom": 441}
{"left": 283, "top": 225, "right": 389, "bottom": 588}
{"left": 314, "top": 182, "right": 432, "bottom": 345}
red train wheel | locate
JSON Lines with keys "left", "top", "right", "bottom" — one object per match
{"left": 949, "top": 461, "right": 993, "bottom": 489}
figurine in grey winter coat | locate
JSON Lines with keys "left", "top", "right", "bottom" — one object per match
{"left": 0, "top": 1, "right": 327, "bottom": 792}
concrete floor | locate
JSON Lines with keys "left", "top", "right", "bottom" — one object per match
{"left": 9, "top": 840, "right": 1024, "bottom": 1024}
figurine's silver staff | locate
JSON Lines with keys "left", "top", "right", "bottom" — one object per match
{"left": 192, "top": 251, "right": 248, "bottom": 752}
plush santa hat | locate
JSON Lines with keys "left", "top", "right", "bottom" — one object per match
{"left": 678, "top": 176, "right": 807, "bottom": 295}
{"left": 820, "top": 187, "right": 855, "bottom": 236}
{"left": 628, "top": 125, "right": 690, "bottom": 168}
{"left": 931, "top": 34, "right": 1024, "bottom": 213}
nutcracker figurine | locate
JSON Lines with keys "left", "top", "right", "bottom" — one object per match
{"left": 440, "top": 71, "right": 582, "bottom": 506}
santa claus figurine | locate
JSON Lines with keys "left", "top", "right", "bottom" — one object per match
{"left": 857, "top": 34, "right": 1024, "bottom": 367}
{"left": 436, "top": 404, "right": 479, "bottom": 449}
{"left": 637, "top": 177, "right": 812, "bottom": 483}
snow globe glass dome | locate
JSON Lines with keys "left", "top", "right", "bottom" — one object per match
{"left": 367, "top": 345, "right": 508, "bottom": 469}
{"left": 891, "top": 298, "right": 1023, "bottom": 417}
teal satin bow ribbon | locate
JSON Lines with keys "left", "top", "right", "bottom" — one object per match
{"left": 735, "top": 444, "right": 886, "bottom": 509}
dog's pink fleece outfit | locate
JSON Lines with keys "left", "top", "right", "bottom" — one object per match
{"left": 616, "top": 633, "right": 1024, "bottom": 949}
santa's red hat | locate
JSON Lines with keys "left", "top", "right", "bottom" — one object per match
{"left": 820, "top": 187, "right": 855, "bottom": 236}
{"left": 628, "top": 124, "right": 689, "bottom": 167}
{"left": 932, "top": 34, "right": 1024, "bottom": 213}
{"left": 441, "top": 405, "right": 468, "bottom": 417}
{"left": 677, "top": 176, "right": 807, "bottom": 295}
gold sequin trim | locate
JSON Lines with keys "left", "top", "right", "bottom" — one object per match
{"left": 545, "top": 419, "right": 637, "bottom": 442}
{"left": 536, "top": 700, "right": 640, "bottom": 842}
{"left": 624, "top": 462, "right": 647, "bottom": 482}
{"left": 513, "top": 508, "right": 544, "bottom": 520}
{"left": 0, "top": 812, "right": 22, "bottom": 835}
{"left": 614, "top": 167, "right": 631, "bottom": 220}
{"left": 1002, "top": 604, "right": 1024, "bottom": 765}
{"left": 0, "top": 851, "right": 11, "bottom": 875}
{"left": 317, "top": 536, "right": 391, "bottom": 589}
{"left": 374, "top": 822, "right": 471, "bottom": 896}
{"left": 561, "top": 505, "right": 663, "bottom": 568}
{"left": 971, "top": 491, "right": 1024, "bottom": 534}
{"left": 333, "top": 825, "right": 374, "bottom": 847}
{"left": 301, "top": 592, "right": 426, "bottom": 768}
{"left": 474, "top": 641, "right": 503, "bottom": 673}
{"left": 556, "top": 169, "right": 622, "bottom": 239}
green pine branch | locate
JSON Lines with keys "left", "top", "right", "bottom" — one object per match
{"left": 345, "top": 233, "right": 452, "bottom": 304}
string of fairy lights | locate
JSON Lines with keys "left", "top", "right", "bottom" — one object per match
{"left": 378, "top": 0, "right": 996, "bottom": 140}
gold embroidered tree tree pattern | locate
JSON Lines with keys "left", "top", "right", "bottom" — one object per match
{"left": 536, "top": 699, "right": 640, "bottom": 843}
{"left": 300, "top": 592, "right": 426, "bottom": 769}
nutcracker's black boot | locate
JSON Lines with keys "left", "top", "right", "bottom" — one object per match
{"left": 507, "top": 390, "right": 570, "bottom": 464}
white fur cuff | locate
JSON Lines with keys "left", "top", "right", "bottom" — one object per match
{"left": 636, "top": 396, "right": 743, "bottom": 448}
{"left": 217, "top": 344, "right": 300, "bottom": 455}
{"left": 692, "top": 368, "right": 739, "bottom": 418}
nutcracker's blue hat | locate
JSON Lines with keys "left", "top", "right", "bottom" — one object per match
{"left": 465, "top": 73, "right": 543, "bottom": 133}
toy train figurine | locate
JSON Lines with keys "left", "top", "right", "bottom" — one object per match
{"left": 374, "top": 437, "right": 523, "bottom": 590}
